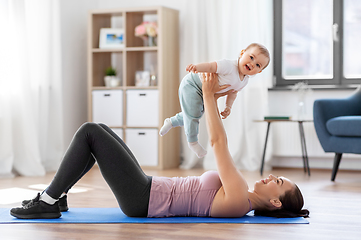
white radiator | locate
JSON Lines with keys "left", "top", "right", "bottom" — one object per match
{"left": 270, "top": 121, "right": 361, "bottom": 170}
{"left": 271, "top": 121, "right": 324, "bottom": 157}
{"left": 268, "top": 89, "right": 361, "bottom": 170}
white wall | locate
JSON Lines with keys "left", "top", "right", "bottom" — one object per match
{"left": 58, "top": 0, "right": 361, "bottom": 170}
{"left": 59, "top": 0, "right": 97, "bottom": 147}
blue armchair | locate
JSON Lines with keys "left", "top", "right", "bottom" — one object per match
{"left": 313, "top": 87, "right": 361, "bottom": 181}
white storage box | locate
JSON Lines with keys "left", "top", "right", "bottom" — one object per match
{"left": 111, "top": 128, "right": 123, "bottom": 140}
{"left": 92, "top": 90, "right": 123, "bottom": 126}
{"left": 125, "top": 128, "right": 158, "bottom": 166}
{"left": 126, "top": 90, "right": 159, "bottom": 127}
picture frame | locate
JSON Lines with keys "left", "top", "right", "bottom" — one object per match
{"left": 99, "top": 28, "right": 124, "bottom": 49}
{"left": 135, "top": 71, "right": 150, "bottom": 87}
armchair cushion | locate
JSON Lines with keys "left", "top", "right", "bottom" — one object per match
{"left": 326, "top": 116, "right": 361, "bottom": 137}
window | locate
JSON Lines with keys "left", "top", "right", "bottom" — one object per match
{"left": 274, "top": 0, "right": 361, "bottom": 86}
{"left": 343, "top": 0, "right": 361, "bottom": 78}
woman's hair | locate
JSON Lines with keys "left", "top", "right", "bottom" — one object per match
{"left": 254, "top": 184, "right": 310, "bottom": 218}
{"left": 245, "top": 43, "right": 270, "bottom": 69}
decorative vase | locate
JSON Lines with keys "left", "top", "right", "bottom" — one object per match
{"left": 104, "top": 76, "right": 121, "bottom": 87}
{"left": 148, "top": 36, "right": 156, "bottom": 46}
{"left": 143, "top": 37, "right": 149, "bottom": 46}
{"left": 291, "top": 82, "right": 312, "bottom": 120}
{"left": 297, "top": 100, "right": 306, "bottom": 120}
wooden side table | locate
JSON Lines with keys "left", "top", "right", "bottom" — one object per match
{"left": 254, "top": 119, "right": 313, "bottom": 176}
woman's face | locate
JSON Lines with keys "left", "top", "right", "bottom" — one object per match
{"left": 253, "top": 174, "right": 295, "bottom": 203}
{"left": 238, "top": 47, "right": 269, "bottom": 76}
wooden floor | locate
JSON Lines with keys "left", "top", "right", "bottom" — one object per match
{"left": 1, "top": 166, "right": 360, "bottom": 240}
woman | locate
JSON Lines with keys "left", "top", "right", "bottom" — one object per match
{"left": 10, "top": 73, "right": 309, "bottom": 219}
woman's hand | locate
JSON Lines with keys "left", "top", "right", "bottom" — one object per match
{"left": 201, "top": 73, "right": 229, "bottom": 96}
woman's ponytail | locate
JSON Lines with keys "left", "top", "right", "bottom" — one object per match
{"left": 254, "top": 184, "right": 309, "bottom": 218}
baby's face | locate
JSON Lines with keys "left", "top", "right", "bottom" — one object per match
{"left": 238, "top": 47, "right": 269, "bottom": 76}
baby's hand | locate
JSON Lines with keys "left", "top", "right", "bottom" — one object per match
{"left": 186, "top": 64, "right": 198, "bottom": 73}
{"left": 221, "top": 106, "right": 231, "bottom": 119}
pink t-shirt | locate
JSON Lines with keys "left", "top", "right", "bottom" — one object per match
{"left": 147, "top": 171, "right": 222, "bottom": 217}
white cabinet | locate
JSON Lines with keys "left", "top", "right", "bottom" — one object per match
{"left": 125, "top": 129, "right": 158, "bottom": 166}
{"left": 88, "top": 7, "right": 180, "bottom": 169}
{"left": 111, "top": 128, "right": 123, "bottom": 140}
{"left": 92, "top": 90, "right": 123, "bottom": 126}
{"left": 126, "top": 90, "right": 159, "bottom": 127}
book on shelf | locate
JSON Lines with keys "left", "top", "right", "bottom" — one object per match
{"left": 264, "top": 116, "right": 292, "bottom": 120}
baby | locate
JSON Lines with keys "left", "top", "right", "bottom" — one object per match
{"left": 160, "top": 43, "right": 270, "bottom": 158}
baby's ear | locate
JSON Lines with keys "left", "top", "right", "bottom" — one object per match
{"left": 239, "top": 49, "right": 245, "bottom": 57}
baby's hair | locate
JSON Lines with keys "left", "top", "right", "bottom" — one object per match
{"left": 245, "top": 43, "right": 270, "bottom": 69}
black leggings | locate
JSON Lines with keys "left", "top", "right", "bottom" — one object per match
{"left": 46, "top": 122, "right": 152, "bottom": 217}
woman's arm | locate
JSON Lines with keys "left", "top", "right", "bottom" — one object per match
{"left": 201, "top": 73, "right": 249, "bottom": 217}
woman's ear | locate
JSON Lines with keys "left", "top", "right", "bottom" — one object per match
{"left": 269, "top": 198, "right": 282, "bottom": 208}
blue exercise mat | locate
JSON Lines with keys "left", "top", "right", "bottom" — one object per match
{"left": 0, "top": 208, "right": 308, "bottom": 224}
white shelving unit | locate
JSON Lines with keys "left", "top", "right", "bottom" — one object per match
{"left": 87, "top": 6, "right": 180, "bottom": 169}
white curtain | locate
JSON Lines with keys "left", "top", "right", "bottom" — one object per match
{"left": 179, "top": 0, "right": 273, "bottom": 170}
{"left": 0, "top": 0, "right": 64, "bottom": 177}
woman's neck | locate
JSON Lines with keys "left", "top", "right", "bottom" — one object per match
{"left": 247, "top": 191, "right": 267, "bottom": 211}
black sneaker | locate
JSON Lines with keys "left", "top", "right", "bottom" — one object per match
{"left": 10, "top": 193, "right": 61, "bottom": 219}
{"left": 22, "top": 194, "right": 68, "bottom": 212}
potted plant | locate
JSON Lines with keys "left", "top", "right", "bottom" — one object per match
{"left": 104, "top": 66, "right": 121, "bottom": 87}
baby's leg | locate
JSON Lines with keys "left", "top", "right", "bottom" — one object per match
{"left": 159, "top": 118, "right": 174, "bottom": 136}
{"left": 188, "top": 141, "right": 207, "bottom": 158}
{"left": 159, "top": 74, "right": 188, "bottom": 136}
{"left": 178, "top": 74, "right": 207, "bottom": 158}
{"left": 159, "top": 112, "right": 184, "bottom": 136}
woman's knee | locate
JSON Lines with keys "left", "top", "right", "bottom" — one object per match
{"left": 97, "top": 122, "right": 110, "bottom": 130}
{"left": 80, "top": 122, "right": 111, "bottom": 132}
{"left": 76, "top": 122, "right": 99, "bottom": 135}
{"left": 78, "top": 122, "right": 98, "bottom": 131}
